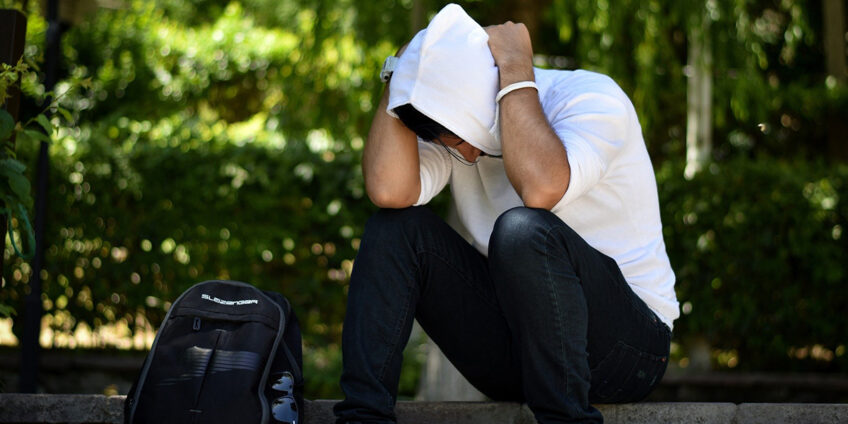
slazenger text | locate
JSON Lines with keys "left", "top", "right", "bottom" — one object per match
{"left": 201, "top": 293, "right": 259, "bottom": 306}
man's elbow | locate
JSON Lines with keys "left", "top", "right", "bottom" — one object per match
{"left": 366, "top": 186, "right": 418, "bottom": 209}
{"left": 520, "top": 185, "right": 565, "bottom": 211}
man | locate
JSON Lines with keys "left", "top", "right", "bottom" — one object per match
{"left": 334, "top": 4, "right": 679, "bottom": 423}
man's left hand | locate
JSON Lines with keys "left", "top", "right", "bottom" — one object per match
{"left": 485, "top": 22, "right": 535, "bottom": 85}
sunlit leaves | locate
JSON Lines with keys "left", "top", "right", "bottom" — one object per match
{"left": 58, "top": 0, "right": 396, "bottom": 144}
{"left": 659, "top": 158, "right": 848, "bottom": 372}
{"left": 547, "top": 0, "right": 839, "bottom": 162}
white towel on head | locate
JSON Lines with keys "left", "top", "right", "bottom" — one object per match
{"left": 387, "top": 3, "right": 501, "bottom": 156}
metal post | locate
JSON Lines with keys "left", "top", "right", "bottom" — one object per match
{"left": 19, "top": 0, "right": 60, "bottom": 393}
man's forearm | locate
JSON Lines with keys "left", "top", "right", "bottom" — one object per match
{"left": 362, "top": 87, "right": 421, "bottom": 208}
{"left": 498, "top": 65, "right": 570, "bottom": 210}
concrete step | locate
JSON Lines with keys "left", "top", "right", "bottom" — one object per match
{"left": 0, "top": 394, "right": 847, "bottom": 423}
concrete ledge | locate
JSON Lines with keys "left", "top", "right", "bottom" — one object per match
{"left": 735, "top": 403, "right": 848, "bottom": 424}
{"left": 0, "top": 394, "right": 846, "bottom": 423}
{"left": 307, "top": 400, "right": 740, "bottom": 424}
{"left": 0, "top": 394, "right": 123, "bottom": 424}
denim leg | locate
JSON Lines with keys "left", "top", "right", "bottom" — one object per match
{"left": 489, "top": 207, "right": 671, "bottom": 424}
{"left": 334, "top": 207, "right": 520, "bottom": 424}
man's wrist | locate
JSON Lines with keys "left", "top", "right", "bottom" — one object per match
{"left": 496, "top": 81, "right": 538, "bottom": 103}
{"left": 497, "top": 60, "right": 535, "bottom": 87}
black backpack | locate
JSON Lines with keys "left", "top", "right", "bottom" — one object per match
{"left": 124, "top": 280, "right": 304, "bottom": 424}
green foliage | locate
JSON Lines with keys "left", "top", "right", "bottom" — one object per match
{"left": 1, "top": 58, "right": 81, "bottom": 265}
{"left": 6, "top": 106, "right": 443, "bottom": 395}
{"left": 659, "top": 158, "right": 848, "bottom": 371}
{"left": 545, "top": 0, "right": 845, "bottom": 162}
{"left": 5, "top": 0, "right": 427, "bottom": 398}
{"left": 0, "top": 4, "right": 40, "bottom": 318}
{"left": 0, "top": 0, "right": 23, "bottom": 10}
{"left": 6, "top": 120, "right": 371, "bottom": 397}
{"left": 59, "top": 1, "right": 394, "bottom": 142}
{"left": 1, "top": 61, "right": 39, "bottom": 265}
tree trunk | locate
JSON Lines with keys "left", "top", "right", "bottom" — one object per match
{"left": 410, "top": 0, "right": 425, "bottom": 36}
{"left": 685, "top": 12, "right": 713, "bottom": 179}
{"left": 494, "top": 0, "right": 552, "bottom": 43}
{"left": 823, "top": 0, "right": 847, "bottom": 82}
{"left": 823, "top": 0, "right": 847, "bottom": 160}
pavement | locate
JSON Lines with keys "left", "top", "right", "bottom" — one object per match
{"left": 0, "top": 394, "right": 847, "bottom": 423}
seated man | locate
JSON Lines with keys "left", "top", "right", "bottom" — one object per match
{"left": 334, "top": 4, "right": 679, "bottom": 423}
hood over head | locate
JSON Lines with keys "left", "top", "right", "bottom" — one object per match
{"left": 387, "top": 3, "right": 501, "bottom": 156}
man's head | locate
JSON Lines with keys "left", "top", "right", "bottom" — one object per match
{"left": 394, "top": 104, "right": 483, "bottom": 163}
{"left": 386, "top": 4, "right": 501, "bottom": 157}
{"left": 393, "top": 104, "right": 453, "bottom": 142}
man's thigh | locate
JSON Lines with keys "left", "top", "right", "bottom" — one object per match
{"left": 406, "top": 209, "right": 523, "bottom": 402}
{"left": 489, "top": 207, "right": 670, "bottom": 404}
{"left": 580, "top": 251, "right": 671, "bottom": 404}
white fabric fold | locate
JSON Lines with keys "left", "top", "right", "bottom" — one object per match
{"left": 387, "top": 3, "right": 502, "bottom": 156}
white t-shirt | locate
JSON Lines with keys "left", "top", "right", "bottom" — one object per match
{"left": 412, "top": 68, "right": 680, "bottom": 329}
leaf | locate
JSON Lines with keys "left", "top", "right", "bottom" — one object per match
{"left": 14, "top": 128, "right": 31, "bottom": 144}
{"left": 22, "top": 58, "right": 36, "bottom": 72}
{"left": 8, "top": 171, "right": 31, "bottom": 200}
{"left": 57, "top": 107, "right": 73, "bottom": 122}
{"left": 23, "top": 129, "right": 50, "bottom": 143}
{"left": 80, "top": 77, "right": 93, "bottom": 89}
{"left": 36, "top": 114, "right": 52, "bottom": 134}
{"left": 0, "top": 158, "right": 26, "bottom": 174}
{"left": 0, "top": 304, "right": 15, "bottom": 318}
{"left": 0, "top": 109, "right": 13, "bottom": 141}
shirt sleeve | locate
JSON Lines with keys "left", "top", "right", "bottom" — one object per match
{"left": 548, "top": 89, "right": 630, "bottom": 211}
{"left": 414, "top": 139, "right": 452, "bottom": 206}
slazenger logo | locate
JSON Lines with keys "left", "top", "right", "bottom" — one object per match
{"left": 201, "top": 293, "right": 259, "bottom": 306}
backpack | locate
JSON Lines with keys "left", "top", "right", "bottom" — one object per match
{"left": 124, "top": 280, "right": 304, "bottom": 424}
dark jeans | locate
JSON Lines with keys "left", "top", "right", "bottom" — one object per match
{"left": 334, "top": 207, "right": 671, "bottom": 424}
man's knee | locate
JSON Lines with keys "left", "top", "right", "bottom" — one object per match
{"left": 491, "top": 207, "right": 562, "bottom": 247}
{"left": 490, "top": 207, "right": 584, "bottom": 265}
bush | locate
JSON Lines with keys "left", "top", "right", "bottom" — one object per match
{"left": 1, "top": 1, "right": 424, "bottom": 398}
{"left": 4, "top": 123, "right": 373, "bottom": 397}
{"left": 6, "top": 127, "right": 848, "bottom": 400}
{"left": 659, "top": 158, "right": 848, "bottom": 372}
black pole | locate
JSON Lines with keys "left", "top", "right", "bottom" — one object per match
{"left": 19, "top": 0, "right": 60, "bottom": 393}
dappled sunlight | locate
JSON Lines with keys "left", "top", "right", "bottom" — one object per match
{"left": 0, "top": 315, "right": 156, "bottom": 350}
{"left": 0, "top": 319, "right": 18, "bottom": 346}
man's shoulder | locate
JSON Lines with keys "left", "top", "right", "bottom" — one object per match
{"left": 534, "top": 68, "right": 631, "bottom": 117}
{"left": 535, "top": 68, "right": 625, "bottom": 99}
